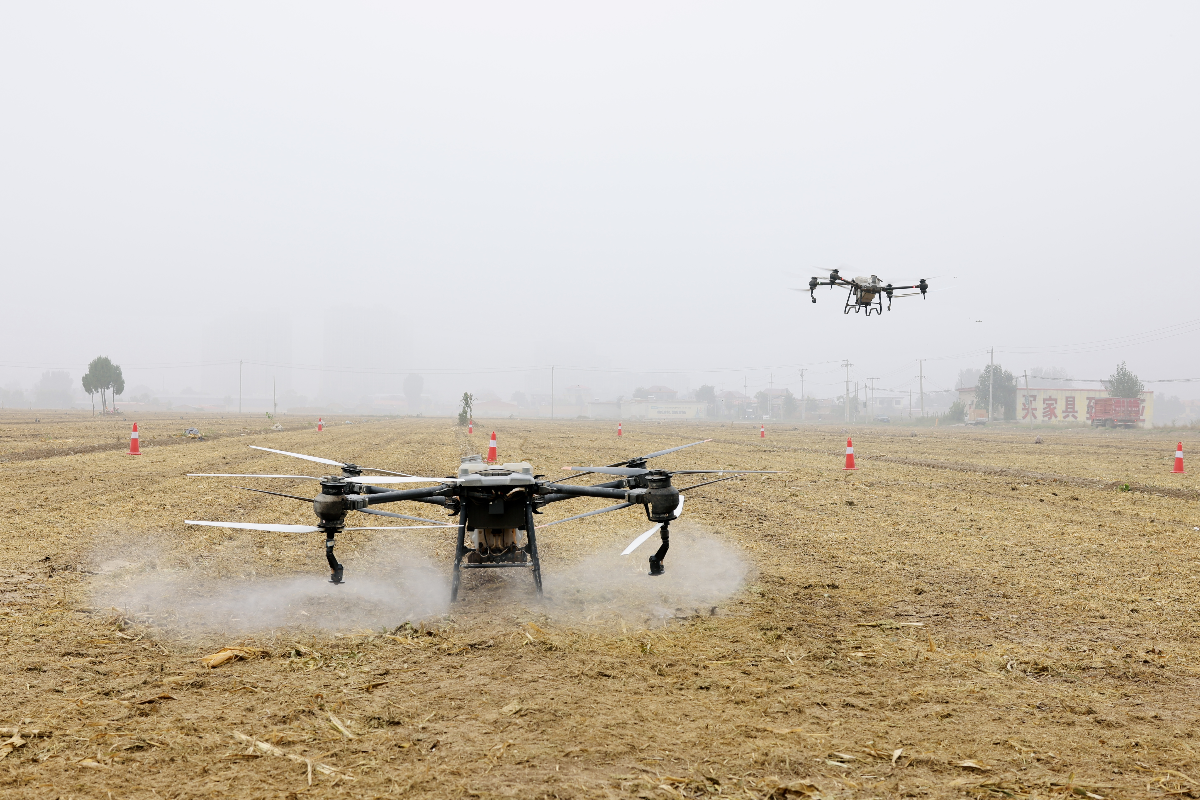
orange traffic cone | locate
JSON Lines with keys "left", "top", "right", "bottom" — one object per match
{"left": 317, "top": 417, "right": 324, "bottom": 432}
{"left": 128, "top": 423, "right": 141, "bottom": 455}
{"left": 487, "top": 431, "right": 498, "bottom": 463}
{"left": 617, "top": 422, "right": 622, "bottom": 437}
{"left": 760, "top": 424, "right": 766, "bottom": 439}
{"left": 1173, "top": 442, "right": 1185, "bottom": 474}
{"left": 843, "top": 437, "right": 857, "bottom": 470}
{"left": 468, "top": 420, "right": 473, "bottom": 434}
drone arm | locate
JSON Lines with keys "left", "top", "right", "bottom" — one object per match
{"left": 365, "top": 485, "right": 455, "bottom": 505}
{"left": 357, "top": 484, "right": 401, "bottom": 495}
{"left": 535, "top": 484, "right": 630, "bottom": 503}
{"left": 410, "top": 495, "right": 456, "bottom": 508}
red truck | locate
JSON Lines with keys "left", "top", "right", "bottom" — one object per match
{"left": 1091, "top": 397, "right": 1142, "bottom": 428}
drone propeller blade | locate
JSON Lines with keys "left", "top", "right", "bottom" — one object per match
{"left": 548, "top": 439, "right": 715, "bottom": 483}
{"left": 344, "top": 525, "right": 456, "bottom": 531}
{"left": 348, "top": 476, "right": 462, "bottom": 484}
{"left": 678, "top": 475, "right": 736, "bottom": 492}
{"left": 622, "top": 524, "right": 662, "bottom": 555}
{"left": 620, "top": 439, "right": 713, "bottom": 464}
{"left": 186, "top": 520, "right": 321, "bottom": 533}
{"left": 541, "top": 501, "right": 634, "bottom": 528}
{"left": 188, "top": 473, "right": 321, "bottom": 480}
{"left": 673, "top": 494, "right": 685, "bottom": 519}
{"left": 892, "top": 287, "right": 948, "bottom": 298}
{"left": 236, "top": 486, "right": 313, "bottom": 502}
{"left": 671, "top": 469, "right": 780, "bottom": 475}
{"left": 357, "top": 508, "right": 449, "bottom": 526}
{"left": 249, "top": 446, "right": 343, "bottom": 467}
{"left": 566, "top": 466, "right": 647, "bottom": 477}
{"left": 249, "top": 445, "right": 414, "bottom": 476}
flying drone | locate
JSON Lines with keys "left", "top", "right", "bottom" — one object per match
{"left": 185, "top": 441, "right": 775, "bottom": 601}
{"left": 798, "top": 269, "right": 929, "bottom": 316}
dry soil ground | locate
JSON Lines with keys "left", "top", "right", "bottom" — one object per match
{"left": 2, "top": 412, "right": 1199, "bottom": 800}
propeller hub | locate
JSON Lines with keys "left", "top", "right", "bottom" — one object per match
{"left": 644, "top": 470, "right": 672, "bottom": 489}
{"left": 314, "top": 477, "right": 350, "bottom": 529}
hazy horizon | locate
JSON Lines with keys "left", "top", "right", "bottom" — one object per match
{"left": 3, "top": 3, "right": 1198, "bottom": 409}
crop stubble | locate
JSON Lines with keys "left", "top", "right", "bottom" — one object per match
{"left": 0, "top": 412, "right": 1198, "bottom": 799}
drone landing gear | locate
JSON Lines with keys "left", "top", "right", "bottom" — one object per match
{"left": 648, "top": 521, "right": 669, "bottom": 577}
{"left": 325, "top": 530, "right": 344, "bottom": 585}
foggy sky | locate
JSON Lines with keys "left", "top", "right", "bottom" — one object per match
{"left": 2, "top": 3, "right": 1198, "bottom": 406}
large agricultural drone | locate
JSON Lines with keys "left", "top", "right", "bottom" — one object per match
{"left": 799, "top": 268, "right": 929, "bottom": 316}
{"left": 186, "top": 441, "right": 775, "bottom": 601}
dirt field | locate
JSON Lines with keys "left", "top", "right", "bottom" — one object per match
{"left": 2, "top": 412, "right": 1199, "bottom": 799}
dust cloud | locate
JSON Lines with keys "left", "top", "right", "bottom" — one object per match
{"left": 90, "top": 540, "right": 450, "bottom": 635}
{"left": 538, "top": 523, "right": 751, "bottom": 627}
{"left": 89, "top": 524, "right": 750, "bottom": 635}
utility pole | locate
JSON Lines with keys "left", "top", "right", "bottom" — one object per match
{"left": 551, "top": 366, "right": 555, "bottom": 420}
{"left": 1022, "top": 371, "right": 1032, "bottom": 429}
{"left": 908, "top": 388, "right": 912, "bottom": 419}
{"left": 799, "top": 369, "right": 806, "bottom": 422}
{"left": 744, "top": 376, "right": 749, "bottom": 419}
{"left": 238, "top": 360, "right": 243, "bottom": 414}
{"left": 841, "top": 360, "right": 853, "bottom": 423}
{"left": 988, "top": 347, "right": 994, "bottom": 422}
{"left": 867, "top": 378, "right": 879, "bottom": 421}
{"left": 918, "top": 359, "right": 925, "bottom": 418}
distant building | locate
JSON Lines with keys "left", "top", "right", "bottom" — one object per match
{"left": 473, "top": 399, "right": 520, "bottom": 417}
{"left": 582, "top": 399, "right": 708, "bottom": 420}
{"left": 716, "top": 390, "right": 750, "bottom": 418}
{"left": 868, "top": 395, "right": 907, "bottom": 417}
{"left": 587, "top": 401, "right": 621, "bottom": 420}
{"left": 561, "top": 385, "right": 592, "bottom": 407}
{"left": 625, "top": 401, "right": 707, "bottom": 420}
{"left": 642, "top": 385, "right": 678, "bottom": 401}
{"left": 957, "top": 386, "right": 1154, "bottom": 426}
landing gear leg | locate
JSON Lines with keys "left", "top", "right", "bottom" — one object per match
{"left": 325, "top": 530, "right": 344, "bottom": 584}
{"left": 649, "top": 521, "right": 669, "bottom": 576}
{"left": 525, "top": 503, "right": 543, "bottom": 597}
{"left": 450, "top": 505, "right": 468, "bottom": 602}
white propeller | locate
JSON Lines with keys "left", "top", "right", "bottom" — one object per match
{"left": 620, "top": 495, "right": 684, "bottom": 555}
{"left": 187, "top": 474, "right": 456, "bottom": 484}
{"left": 186, "top": 520, "right": 321, "bottom": 533}
{"left": 248, "top": 445, "right": 414, "bottom": 476}
{"left": 188, "top": 473, "right": 321, "bottom": 480}
{"left": 185, "top": 520, "right": 454, "bottom": 533}
{"left": 249, "top": 446, "right": 344, "bottom": 467}
{"left": 621, "top": 524, "right": 661, "bottom": 555}
{"left": 348, "top": 476, "right": 462, "bottom": 484}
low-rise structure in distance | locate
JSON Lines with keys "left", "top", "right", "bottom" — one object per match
{"left": 957, "top": 386, "right": 1154, "bottom": 426}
